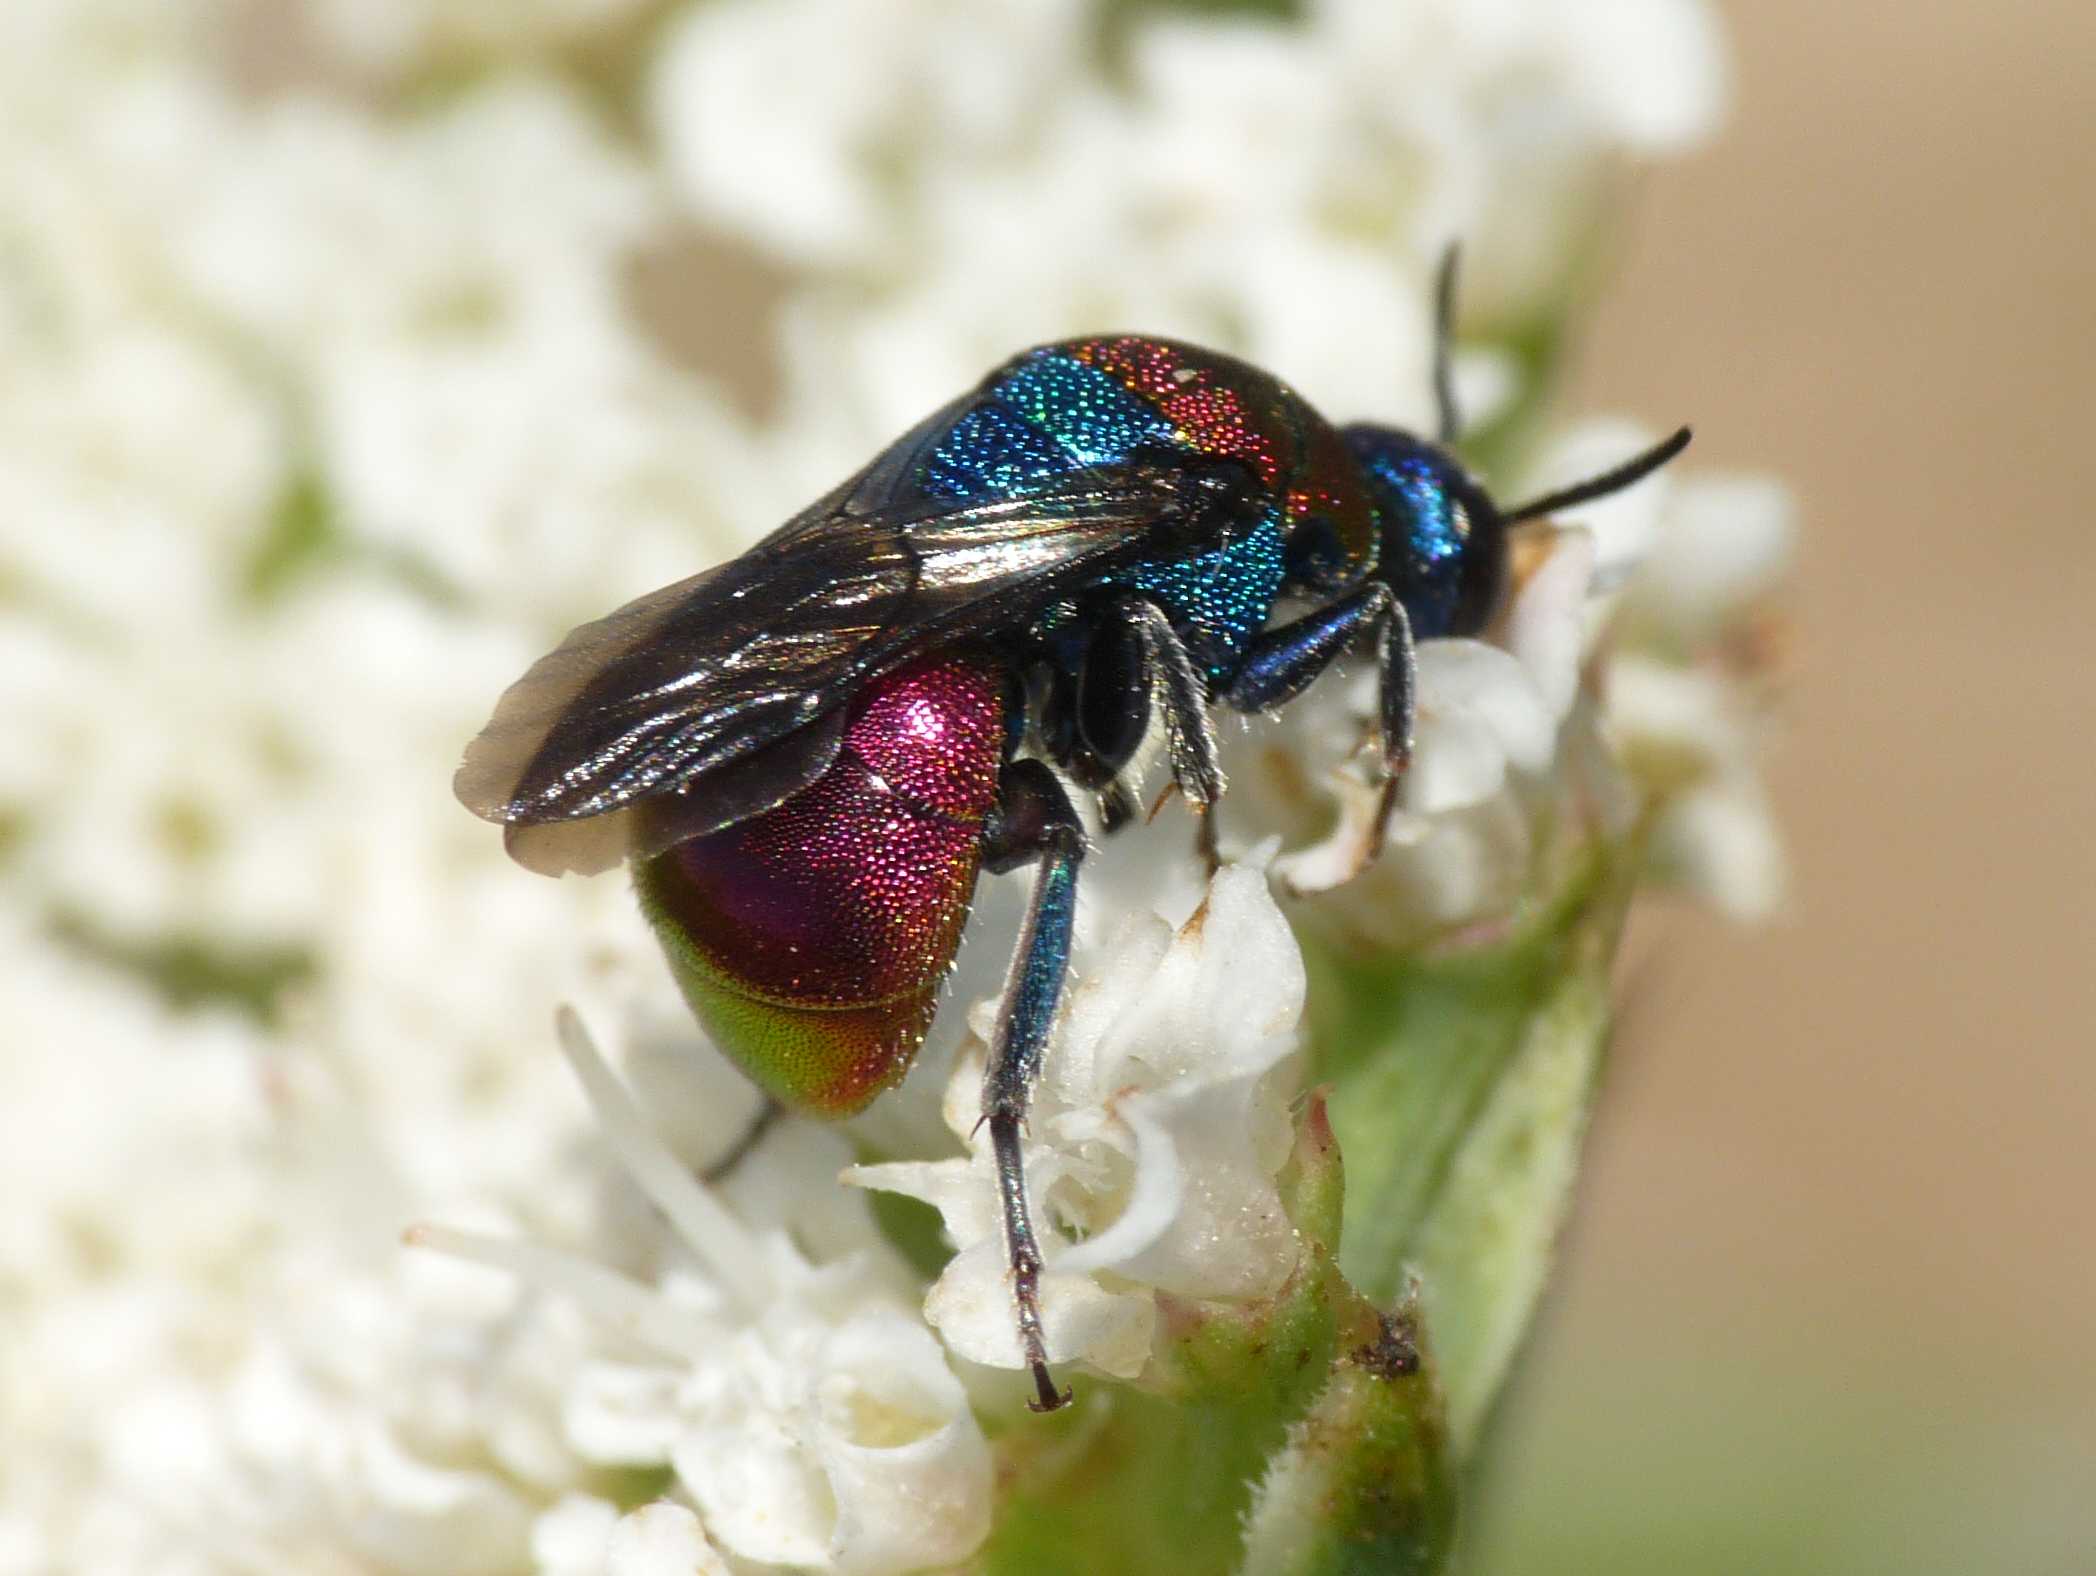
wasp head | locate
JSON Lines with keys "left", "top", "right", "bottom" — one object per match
{"left": 1342, "top": 425, "right": 1509, "bottom": 641}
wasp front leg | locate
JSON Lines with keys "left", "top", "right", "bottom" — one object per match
{"left": 1095, "top": 595, "right": 1223, "bottom": 811}
{"left": 977, "top": 757, "right": 1087, "bottom": 1412}
{"left": 1225, "top": 582, "right": 1417, "bottom": 853}
{"left": 1042, "top": 594, "right": 1224, "bottom": 848}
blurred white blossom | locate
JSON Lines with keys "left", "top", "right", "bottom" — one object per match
{"left": 304, "top": 0, "right": 658, "bottom": 79}
{"left": 1608, "top": 473, "right": 1796, "bottom": 918}
{"left": 648, "top": 0, "right": 1729, "bottom": 477}
{"left": 534, "top": 1497, "right": 732, "bottom": 1576}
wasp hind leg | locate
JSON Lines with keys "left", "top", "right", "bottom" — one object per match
{"left": 978, "top": 758, "right": 1087, "bottom": 1413}
{"left": 699, "top": 1096, "right": 784, "bottom": 1184}
{"left": 1225, "top": 583, "right": 1417, "bottom": 855}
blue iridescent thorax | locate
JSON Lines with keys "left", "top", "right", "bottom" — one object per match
{"left": 1108, "top": 511, "right": 1287, "bottom": 680}
{"left": 922, "top": 342, "right": 1305, "bottom": 680}
{"left": 1343, "top": 425, "right": 1506, "bottom": 640}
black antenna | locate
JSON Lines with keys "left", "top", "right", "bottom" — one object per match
{"left": 1503, "top": 426, "right": 1693, "bottom": 524}
{"left": 1432, "top": 243, "right": 1462, "bottom": 444}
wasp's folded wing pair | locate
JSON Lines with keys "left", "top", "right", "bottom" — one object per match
{"left": 455, "top": 415, "right": 1203, "bottom": 877}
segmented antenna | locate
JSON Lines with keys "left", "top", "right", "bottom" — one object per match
{"left": 1502, "top": 426, "right": 1694, "bottom": 524}
{"left": 1432, "top": 243, "right": 1463, "bottom": 444}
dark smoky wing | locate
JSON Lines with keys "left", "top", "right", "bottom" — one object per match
{"left": 454, "top": 523, "right": 910, "bottom": 843}
{"left": 497, "top": 705, "right": 851, "bottom": 876}
{"left": 455, "top": 460, "right": 1198, "bottom": 873}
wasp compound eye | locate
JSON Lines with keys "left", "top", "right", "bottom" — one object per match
{"left": 1342, "top": 424, "right": 1508, "bottom": 640}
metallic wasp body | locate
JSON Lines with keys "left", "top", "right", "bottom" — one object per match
{"left": 457, "top": 258, "right": 1688, "bottom": 1411}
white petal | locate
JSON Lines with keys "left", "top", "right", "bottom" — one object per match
{"left": 1052, "top": 1099, "right": 1183, "bottom": 1278}
{"left": 1060, "top": 1080, "right": 1296, "bottom": 1300}
{"left": 922, "top": 1242, "right": 1154, "bottom": 1378}
{"left": 1629, "top": 473, "right": 1797, "bottom": 638}
{"left": 1271, "top": 766, "right": 1385, "bottom": 897}
{"left": 1505, "top": 530, "right": 1598, "bottom": 721}
{"left": 345, "top": 1416, "right": 538, "bottom": 1575}
{"left": 1406, "top": 641, "right": 1555, "bottom": 812}
{"left": 606, "top": 1502, "right": 729, "bottom": 1576}
{"left": 1562, "top": 0, "right": 1730, "bottom": 152}
{"left": 1604, "top": 656, "right": 1745, "bottom": 768}
{"left": 563, "top": 1363, "right": 684, "bottom": 1467}
{"left": 841, "top": 1155, "right": 999, "bottom": 1244}
{"left": 532, "top": 1495, "right": 619, "bottom": 1575}
{"left": 1524, "top": 419, "right": 1675, "bottom": 581}
{"left": 814, "top": 1310, "right": 993, "bottom": 1575}
{"left": 650, "top": 0, "right": 879, "bottom": 263}
{"left": 1087, "top": 865, "right": 1303, "bottom": 1090}
{"left": 672, "top": 1409, "right": 833, "bottom": 1568}
{"left": 1651, "top": 783, "right": 1789, "bottom": 921}
{"left": 1406, "top": 708, "right": 1513, "bottom": 812}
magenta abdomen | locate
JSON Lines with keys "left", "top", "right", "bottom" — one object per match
{"left": 636, "top": 651, "right": 1005, "bottom": 1115}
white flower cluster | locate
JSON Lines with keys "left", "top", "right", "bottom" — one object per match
{"left": 0, "top": 0, "right": 1767, "bottom": 1569}
{"left": 651, "top": 0, "right": 1728, "bottom": 474}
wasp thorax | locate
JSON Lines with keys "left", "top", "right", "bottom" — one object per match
{"left": 1343, "top": 425, "right": 1510, "bottom": 641}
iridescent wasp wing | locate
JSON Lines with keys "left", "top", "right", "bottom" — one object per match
{"left": 455, "top": 439, "right": 1226, "bottom": 874}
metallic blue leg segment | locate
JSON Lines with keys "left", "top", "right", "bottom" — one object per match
{"left": 981, "top": 759, "right": 1086, "bottom": 1412}
{"left": 1227, "top": 582, "right": 1416, "bottom": 855}
{"left": 1227, "top": 581, "right": 1415, "bottom": 774}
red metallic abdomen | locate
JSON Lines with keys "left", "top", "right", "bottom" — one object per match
{"left": 636, "top": 651, "right": 1006, "bottom": 1115}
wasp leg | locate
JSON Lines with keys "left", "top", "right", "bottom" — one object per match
{"left": 1064, "top": 594, "right": 1221, "bottom": 861}
{"left": 1099, "top": 595, "right": 1223, "bottom": 810}
{"left": 699, "top": 1096, "right": 784, "bottom": 1184}
{"left": 978, "top": 758, "right": 1087, "bottom": 1413}
{"left": 1225, "top": 583, "right": 1417, "bottom": 850}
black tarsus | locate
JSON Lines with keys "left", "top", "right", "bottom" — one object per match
{"left": 1503, "top": 426, "right": 1694, "bottom": 525}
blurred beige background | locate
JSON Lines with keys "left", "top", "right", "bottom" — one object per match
{"left": 1477, "top": 0, "right": 2095, "bottom": 1564}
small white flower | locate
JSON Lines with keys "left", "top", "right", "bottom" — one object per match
{"left": 1606, "top": 472, "right": 1795, "bottom": 918}
{"left": 419, "top": 1010, "right": 994, "bottom": 1576}
{"left": 849, "top": 862, "right": 1306, "bottom": 1382}
{"left": 534, "top": 1494, "right": 733, "bottom": 1576}
{"left": 1646, "top": 772, "right": 1787, "bottom": 921}
{"left": 1620, "top": 471, "right": 1797, "bottom": 645}
{"left": 1520, "top": 419, "right": 1679, "bottom": 584}
{"left": 1258, "top": 532, "right": 1596, "bottom": 911}
{"left": 650, "top": 0, "right": 1087, "bottom": 269}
